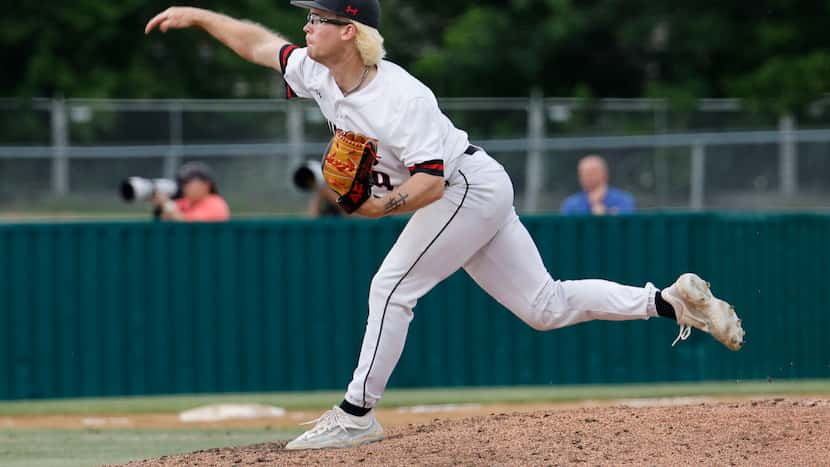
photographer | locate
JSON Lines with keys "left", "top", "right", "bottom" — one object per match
{"left": 308, "top": 181, "right": 343, "bottom": 218}
{"left": 294, "top": 160, "right": 344, "bottom": 218}
{"left": 153, "top": 162, "right": 230, "bottom": 222}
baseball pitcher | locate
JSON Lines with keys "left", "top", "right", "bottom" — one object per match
{"left": 145, "top": 0, "right": 745, "bottom": 450}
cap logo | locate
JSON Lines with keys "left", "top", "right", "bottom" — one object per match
{"left": 345, "top": 5, "right": 359, "bottom": 16}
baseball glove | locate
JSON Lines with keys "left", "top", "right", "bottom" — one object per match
{"left": 322, "top": 130, "right": 378, "bottom": 214}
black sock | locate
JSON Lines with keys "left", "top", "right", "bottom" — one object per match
{"left": 655, "top": 291, "right": 677, "bottom": 320}
{"left": 339, "top": 399, "right": 371, "bottom": 417}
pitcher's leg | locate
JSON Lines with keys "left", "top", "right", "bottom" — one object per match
{"left": 464, "top": 211, "right": 658, "bottom": 331}
{"left": 542, "top": 279, "right": 657, "bottom": 328}
{"left": 345, "top": 186, "right": 509, "bottom": 409}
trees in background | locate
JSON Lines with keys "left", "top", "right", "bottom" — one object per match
{"left": 409, "top": 0, "right": 830, "bottom": 115}
{"left": 3, "top": 0, "right": 830, "bottom": 115}
{"left": 0, "top": 1, "right": 306, "bottom": 99}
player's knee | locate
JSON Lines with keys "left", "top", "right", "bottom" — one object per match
{"left": 524, "top": 308, "right": 559, "bottom": 331}
{"left": 369, "top": 272, "right": 402, "bottom": 310}
{"left": 520, "top": 280, "right": 566, "bottom": 331}
{"left": 369, "top": 271, "right": 417, "bottom": 320}
{"left": 369, "top": 272, "right": 393, "bottom": 301}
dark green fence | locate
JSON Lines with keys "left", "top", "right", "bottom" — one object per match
{"left": 1, "top": 213, "right": 828, "bottom": 400}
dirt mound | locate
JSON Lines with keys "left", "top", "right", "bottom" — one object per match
{"left": 120, "top": 399, "right": 830, "bottom": 466}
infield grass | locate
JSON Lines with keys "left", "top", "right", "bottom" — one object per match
{"left": 0, "top": 379, "right": 828, "bottom": 416}
{"left": 0, "top": 428, "right": 298, "bottom": 467}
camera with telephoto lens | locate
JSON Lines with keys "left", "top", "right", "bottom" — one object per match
{"left": 119, "top": 161, "right": 217, "bottom": 203}
{"left": 119, "top": 177, "right": 180, "bottom": 202}
{"left": 293, "top": 160, "right": 324, "bottom": 192}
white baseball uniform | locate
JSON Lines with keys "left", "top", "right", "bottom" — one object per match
{"left": 281, "top": 46, "right": 659, "bottom": 409}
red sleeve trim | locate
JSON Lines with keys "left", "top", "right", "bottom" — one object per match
{"left": 408, "top": 159, "right": 444, "bottom": 177}
{"left": 279, "top": 44, "right": 300, "bottom": 99}
{"left": 279, "top": 44, "right": 299, "bottom": 70}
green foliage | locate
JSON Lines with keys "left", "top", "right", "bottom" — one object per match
{"left": 0, "top": 1, "right": 306, "bottom": 99}
{"left": 2, "top": 1, "right": 830, "bottom": 113}
{"left": 730, "top": 52, "right": 830, "bottom": 115}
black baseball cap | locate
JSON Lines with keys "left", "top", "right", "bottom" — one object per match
{"left": 291, "top": 0, "right": 380, "bottom": 29}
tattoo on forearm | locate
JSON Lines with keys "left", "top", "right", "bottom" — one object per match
{"left": 384, "top": 192, "right": 409, "bottom": 213}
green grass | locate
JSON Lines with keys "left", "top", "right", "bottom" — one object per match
{"left": 1, "top": 379, "right": 828, "bottom": 416}
{"left": 0, "top": 428, "right": 298, "bottom": 467}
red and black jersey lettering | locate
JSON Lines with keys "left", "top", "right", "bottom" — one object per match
{"left": 408, "top": 159, "right": 444, "bottom": 177}
{"left": 279, "top": 44, "right": 300, "bottom": 99}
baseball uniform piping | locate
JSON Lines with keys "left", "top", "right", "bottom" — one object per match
{"left": 361, "top": 170, "right": 470, "bottom": 407}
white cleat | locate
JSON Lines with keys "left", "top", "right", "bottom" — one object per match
{"left": 661, "top": 273, "right": 745, "bottom": 351}
{"left": 284, "top": 406, "right": 384, "bottom": 450}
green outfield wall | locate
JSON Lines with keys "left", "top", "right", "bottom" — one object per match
{"left": 0, "top": 213, "right": 827, "bottom": 400}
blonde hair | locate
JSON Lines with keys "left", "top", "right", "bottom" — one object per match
{"left": 352, "top": 21, "right": 386, "bottom": 66}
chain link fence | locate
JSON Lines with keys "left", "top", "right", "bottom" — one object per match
{"left": 2, "top": 96, "right": 830, "bottom": 217}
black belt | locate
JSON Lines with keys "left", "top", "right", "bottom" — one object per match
{"left": 464, "top": 145, "right": 481, "bottom": 155}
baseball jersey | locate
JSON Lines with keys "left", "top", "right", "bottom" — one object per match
{"left": 280, "top": 46, "right": 470, "bottom": 196}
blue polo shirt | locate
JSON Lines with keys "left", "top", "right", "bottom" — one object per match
{"left": 560, "top": 187, "right": 635, "bottom": 215}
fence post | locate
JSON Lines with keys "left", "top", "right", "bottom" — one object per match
{"left": 779, "top": 113, "right": 797, "bottom": 197}
{"left": 163, "top": 101, "right": 183, "bottom": 179}
{"left": 690, "top": 141, "right": 706, "bottom": 211}
{"left": 285, "top": 100, "right": 305, "bottom": 182}
{"left": 653, "top": 99, "right": 669, "bottom": 205}
{"left": 524, "top": 89, "right": 545, "bottom": 212}
{"left": 50, "top": 97, "right": 69, "bottom": 197}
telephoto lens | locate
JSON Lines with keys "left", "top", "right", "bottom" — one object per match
{"left": 119, "top": 177, "right": 178, "bottom": 202}
{"left": 293, "top": 160, "right": 324, "bottom": 192}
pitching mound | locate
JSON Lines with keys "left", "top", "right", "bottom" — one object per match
{"left": 121, "top": 399, "right": 830, "bottom": 466}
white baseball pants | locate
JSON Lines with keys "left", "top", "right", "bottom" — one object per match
{"left": 344, "top": 149, "right": 658, "bottom": 408}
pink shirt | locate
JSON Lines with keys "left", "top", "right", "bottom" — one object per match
{"left": 175, "top": 194, "right": 230, "bottom": 222}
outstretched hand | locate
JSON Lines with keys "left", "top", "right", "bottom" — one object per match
{"left": 587, "top": 185, "right": 608, "bottom": 215}
{"left": 145, "top": 7, "right": 203, "bottom": 34}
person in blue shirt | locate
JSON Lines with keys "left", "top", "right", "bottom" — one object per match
{"left": 560, "top": 154, "right": 635, "bottom": 215}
